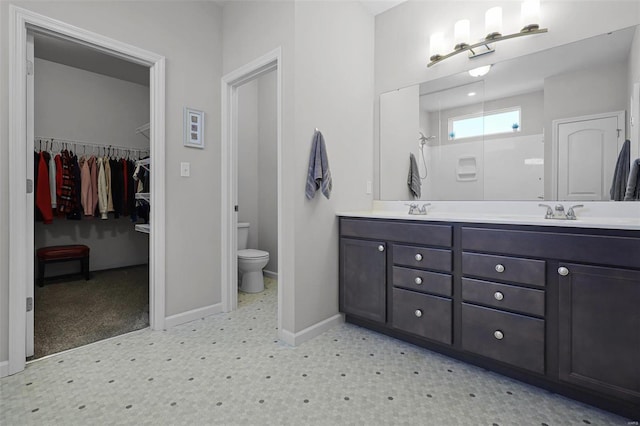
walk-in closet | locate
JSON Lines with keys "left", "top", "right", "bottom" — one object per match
{"left": 30, "top": 32, "right": 151, "bottom": 359}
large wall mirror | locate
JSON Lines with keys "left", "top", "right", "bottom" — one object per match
{"left": 379, "top": 25, "right": 639, "bottom": 201}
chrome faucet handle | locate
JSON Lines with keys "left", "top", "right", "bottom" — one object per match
{"left": 405, "top": 203, "right": 419, "bottom": 214}
{"left": 538, "top": 203, "right": 553, "bottom": 219}
{"left": 418, "top": 203, "right": 431, "bottom": 214}
{"left": 566, "top": 204, "right": 584, "bottom": 220}
{"left": 554, "top": 204, "right": 565, "bottom": 213}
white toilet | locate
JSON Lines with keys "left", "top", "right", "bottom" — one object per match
{"left": 237, "top": 222, "right": 270, "bottom": 293}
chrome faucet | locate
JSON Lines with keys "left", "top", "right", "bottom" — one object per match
{"left": 406, "top": 203, "right": 431, "bottom": 215}
{"left": 539, "top": 203, "right": 584, "bottom": 220}
{"left": 566, "top": 204, "right": 584, "bottom": 220}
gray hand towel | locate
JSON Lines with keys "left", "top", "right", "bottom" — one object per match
{"left": 610, "top": 139, "right": 630, "bottom": 201}
{"left": 408, "top": 153, "right": 421, "bottom": 199}
{"left": 305, "top": 130, "right": 332, "bottom": 200}
{"left": 623, "top": 158, "right": 640, "bottom": 201}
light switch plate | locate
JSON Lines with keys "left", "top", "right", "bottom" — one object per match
{"left": 180, "top": 162, "right": 190, "bottom": 177}
{"left": 366, "top": 181, "right": 372, "bottom": 194}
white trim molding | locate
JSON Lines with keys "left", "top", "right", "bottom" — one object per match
{"left": 278, "top": 314, "right": 345, "bottom": 347}
{"left": 8, "top": 5, "right": 166, "bottom": 376}
{"left": 164, "top": 303, "right": 224, "bottom": 329}
{"left": 220, "top": 48, "right": 283, "bottom": 335}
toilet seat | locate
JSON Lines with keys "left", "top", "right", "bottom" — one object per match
{"left": 238, "top": 249, "right": 269, "bottom": 260}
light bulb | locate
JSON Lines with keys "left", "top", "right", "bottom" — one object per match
{"left": 454, "top": 19, "right": 470, "bottom": 50}
{"left": 429, "top": 32, "right": 445, "bottom": 60}
{"left": 485, "top": 7, "right": 503, "bottom": 39}
{"left": 521, "top": 0, "right": 540, "bottom": 32}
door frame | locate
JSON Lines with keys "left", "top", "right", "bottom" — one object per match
{"left": 8, "top": 6, "right": 166, "bottom": 375}
{"left": 220, "top": 48, "right": 282, "bottom": 334}
{"left": 551, "top": 110, "right": 625, "bottom": 200}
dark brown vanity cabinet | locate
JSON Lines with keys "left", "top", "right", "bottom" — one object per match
{"left": 339, "top": 237, "right": 386, "bottom": 323}
{"left": 339, "top": 217, "right": 640, "bottom": 419}
{"left": 558, "top": 263, "right": 640, "bottom": 406}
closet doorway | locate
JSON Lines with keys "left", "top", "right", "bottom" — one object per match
{"left": 29, "top": 31, "right": 151, "bottom": 360}
{"left": 8, "top": 6, "right": 166, "bottom": 376}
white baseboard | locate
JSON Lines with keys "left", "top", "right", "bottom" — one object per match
{"left": 264, "top": 270, "right": 278, "bottom": 280}
{"left": 278, "top": 313, "right": 344, "bottom": 346}
{"left": 164, "top": 303, "right": 223, "bottom": 329}
{"left": 0, "top": 360, "right": 9, "bottom": 378}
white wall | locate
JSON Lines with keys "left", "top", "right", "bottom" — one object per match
{"left": 237, "top": 71, "right": 278, "bottom": 273}
{"left": 237, "top": 79, "right": 260, "bottom": 250}
{"left": 257, "top": 71, "right": 278, "bottom": 273}
{"left": 0, "top": 1, "right": 223, "bottom": 364}
{"left": 379, "top": 85, "right": 419, "bottom": 200}
{"left": 628, "top": 26, "right": 640, "bottom": 163}
{"left": 34, "top": 58, "right": 150, "bottom": 274}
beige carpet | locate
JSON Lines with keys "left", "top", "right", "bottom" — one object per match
{"left": 32, "top": 265, "right": 149, "bottom": 360}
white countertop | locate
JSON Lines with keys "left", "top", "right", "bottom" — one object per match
{"left": 337, "top": 201, "right": 640, "bottom": 231}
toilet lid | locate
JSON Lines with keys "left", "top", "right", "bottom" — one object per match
{"left": 238, "top": 249, "right": 269, "bottom": 259}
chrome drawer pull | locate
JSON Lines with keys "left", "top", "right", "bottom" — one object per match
{"left": 378, "top": 245, "right": 385, "bottom": 252}
{"left": 414, "top": 277, "right": 423, "bottom": 285}
{"left": 414, "top": 309, "right": 423, "bottom": 318}
{"left": 495, "top": 264, "right": 505, "bottom": 273}
{"left": 415, "top": 253, "right": 423, "bottom": 261}
{"left": 493, "top": 291, "right": 504, "bottom": 301}
{"left": 494, "top": 330, "right": 504, "bottom": 340}
{"left": 558, "top": 266, "right": 569, "bottom": 276}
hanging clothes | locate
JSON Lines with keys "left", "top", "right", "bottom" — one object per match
{"left": 110, "top": 158, "right": 123, "bottom": 218}
{"left": 36, "top": 151, "right": 53, "bottom": 224}
{"left": 48, "top": 153, "right": 57, "bottom": 209}
{"left": 97, "top": 157, "right": 109, "bottom": 220}
{"left": 104, "top": 157, "right": 114, "bottom": 214}
{"left": 57, "top": 150, "right": 76, "bottom": 214}
{"left": 79, "top": 156, "right": 93, "bottom": 216}
{"left": 88, "top": 156, "right": 99, "bottom": 216}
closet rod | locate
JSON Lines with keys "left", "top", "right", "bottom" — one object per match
{"left": 35, "top": 136, "right": 150, "bottom": 153}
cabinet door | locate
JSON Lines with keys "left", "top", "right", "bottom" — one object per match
{"left": 340, "top": 238, "right": 386, "bottom": 323}
{"left": 558, "top": 263, "right": 640, "bottom": 404}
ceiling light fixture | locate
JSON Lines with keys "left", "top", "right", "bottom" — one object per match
{"left": 468, "top": 65, "right": 492, "bottom": 77}
{"left": 428, "top": 1, "right": 547, "bottom": 68}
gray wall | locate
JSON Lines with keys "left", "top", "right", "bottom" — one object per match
{"left": 223, "top": 1, "right": 374, "bottom": 335}
{"left": 34, "top": 58, "right": 150, "bottom": 275}
{"left": 1, "top": 1, "right": 223, "bottom": 362}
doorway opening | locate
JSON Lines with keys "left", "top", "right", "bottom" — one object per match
{"left": 221, "top": 49, "right": 283, "bottom": 339}
{"left": 8, "top": 6, "right": 166, "bottom": 376}
{"left": 29, "top": 30, "right": 151, "bottom": 359}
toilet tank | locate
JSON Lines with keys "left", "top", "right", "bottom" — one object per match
{"left": 237, "top": 222, "right": 250, "bottom": 250}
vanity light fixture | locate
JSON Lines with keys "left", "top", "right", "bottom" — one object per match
{"left": 428, "top": 1, "right": 547, "bottom": 67}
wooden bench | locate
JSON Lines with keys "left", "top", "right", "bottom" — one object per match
{"left": 36, "top": 245, "right": 90, "bottom": 287}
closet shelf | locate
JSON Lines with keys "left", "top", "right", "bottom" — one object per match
{"left": 135, "top": 224, "right": 150, "bottom": 234}
{"left": 135, "top": 192, "right": 150, "bottom": 203}
{"left": 135, "top": 123, "right": 150, "bottom": 139}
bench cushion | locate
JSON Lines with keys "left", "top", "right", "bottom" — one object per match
{"left": 37, "top": 245, "right": 90, "bottom": 261}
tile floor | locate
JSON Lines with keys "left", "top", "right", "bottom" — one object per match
{"left": 0, "top": 278, "right": 632, "bottom": 425}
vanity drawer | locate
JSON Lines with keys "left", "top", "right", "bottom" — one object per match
{"left": 393, "top": 267, "right": 452, "bottom": 297}
{"left": 462, "top": 252, "right": 545, "bottom": 288}
{"left": 462, "top": 278, "right": 545, "bottom": 317}
{"left": 461, "top": 303, "right": 544, "bottom": 374}
{"left": 341, "top": 218, "right": 452, "bottom": 247}
{"left": 394, "top": 245, "right": 452, "bottom": 272}
{"left": 392, "top": 288, "right": 452, "bottom": 345}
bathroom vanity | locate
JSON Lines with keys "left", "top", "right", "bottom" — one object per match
{"left": 338, "top": 213, "right": 640, "bottom": 419}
